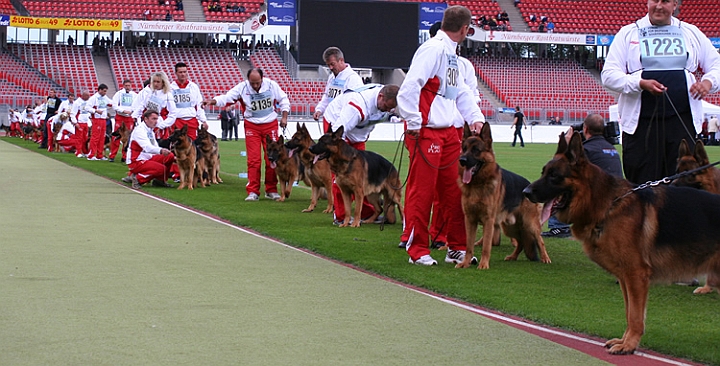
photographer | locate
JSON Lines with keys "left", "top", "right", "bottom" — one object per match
{"left": 543, "top": 114, "right": 623, "bottom": 237}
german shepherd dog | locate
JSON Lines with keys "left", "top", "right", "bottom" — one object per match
{"left": 195, "top": 126, "right": 222, "bottom": 187}
{"left": 267, "top": 135, "right": 299, "bottom": 201}
{"left": 309, "top": 126, "right": 404, "bottom": 227}
{"left": 285, "top": 123, "right": 333, "bottom": 213}
{"left": 674, "top": 139, "right": 720, "bottom": 294}
{"left": 457, "top": 123, "right": 550, "bottom": 269}
{"left": 524, "top": 132, "right": 720, "bottom": 355}
{"left": 169, "top": 125, "right": 198, "bottom": 190}
{"left": 110, "top": 122, "right": 131, "bottom": 159}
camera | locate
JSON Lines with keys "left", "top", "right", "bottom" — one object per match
{"left": 570, "top": 120, "right": 620, "bottom": 145}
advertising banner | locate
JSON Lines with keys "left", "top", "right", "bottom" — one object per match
{"left": 419, "top": 3, "right": 446, "bottom": 30}
{"left": 9, "top": 15, "right": 121, "bottom": 31}
{"left": 0, "top": 14, "right": 9, "bottom": 26}
{"left": 484, "top": 30, "right": 592, "bottom": 45}
{"left": 243, "top": 11, "right": 268, "bottom": 33}
{"left": 123, "top": 20, "right": 242, "bottom": 34}
{"left": 267, "top": 0, "right": 295, "bottom": 26}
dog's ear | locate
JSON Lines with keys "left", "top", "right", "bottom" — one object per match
{"left": 693, "top": 140, "right": 710, "bottom": 166}
{"left": 556, "top": 132, "right": 569, "bottom": 155}
{"left": 266, "top": 135, "right": 272, "bottom": 145}
{"left": 301, "top": 123, "right": 308, "bottom": 133}
{"left": 180, "top": 125, "right": 188, "bottom": 133}
{"left": 463, "top": 123, "right": 472, "bottom": 139}
{"left": 479, "top": 122, "right": 492, "bottom": 145}
{"left": 565, "top": 132, "right": 586, "bottom": 164}
{"left": 678, "top": 139, "right": 691, "bottom": 158}
{"left": 333, "top": 126, "right": 344, "bottom": 139}
{"left": 277, "top": 135, "right": 284, "bottom": 145}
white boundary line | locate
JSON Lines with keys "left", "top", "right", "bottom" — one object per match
{"left": 125, "top": 186, "right": 693, "bottom": 366}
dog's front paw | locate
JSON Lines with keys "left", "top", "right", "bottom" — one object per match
{"left": 540, "top": 255, "right": 552, "bottom": 264}
{"left": 606, "top": 342, "right": 636, "bottom": 355}
{"left": 693, "top": 285, "right": 713, "bottom": 294}
{"left": 504, "top": 254, "right": 518, "bottom": 261}
{"left": 455, "top": 261, "right": 471, "bottom": 269}
{"left": 477, "top": 259, "right": 490, "bottom": 270}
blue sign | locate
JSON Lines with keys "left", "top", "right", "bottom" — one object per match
{"left": 0, "top": 14, "right": 9, "bottom": 27}
{"left": 419, "top": 3, "right": 446, "bottom": 30}
{"left": 267, "top": 0, "right": 295, "bottom": 26}
{"left": 596, "top": 35, "right": 614, "bottom": 46}
{"left": 711, "top": 38, "right": 720, "bottom": 49}
{"left": 585, "top": 35, "right": 596, "bottom": 45}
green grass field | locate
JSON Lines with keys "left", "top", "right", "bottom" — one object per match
{"left": 4, "top": 135, "right": 720, "bottom": 365}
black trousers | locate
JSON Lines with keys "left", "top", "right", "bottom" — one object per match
{"left": 622, "top": 112, "right": 695, "bottom": 185}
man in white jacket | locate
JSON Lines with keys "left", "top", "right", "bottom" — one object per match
{"left": 313, "top": 47, "right": 365, "bottom": 131}
{"left": 87, "top": 84, "right": 113, "bottom": 160}
{"left": 601, "top": 0, "right": 720, "bottom": 184}
{"left": 126, "top": 110, "right": 175, "bottom": 189}
{"left": 167, "top": 62, "right": 208, "bottom": 140}
{"left": 205, "top": 68, "right": 290, "bottom": 201}
{"left": 396, "top": 5, "right": 485, "bottom": 266}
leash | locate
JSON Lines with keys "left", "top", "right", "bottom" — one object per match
{"left": 662, "top": 90, "right": 698, "bottom": 143}
{"left": 613, "top": 159, "right": 720, "bottom": 202}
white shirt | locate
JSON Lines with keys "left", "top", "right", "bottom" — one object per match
{"left": 601, "top": 15, "right": 720, "bottom": 134}
{"left": 131, "top": 86, "right": 177, "bottom": 129}
{"left": 57, "top": 121, "right": 76, "bottom": 141}
{"left": 168, "top": 80, "right": 207, "bottom": 124}
{"left": 127, "top": 121, "right": 162, "bottom": 164}
{"left": 326, "top": 85, "right": 396, "bottom": 143}
{"left": 397, "top": 30, "right": 485, "bottom": 131}
{"left": 453, "top": 56, "right": 481, "bottom": 128}
{"left": 70, "top": 98, "right": 92, "bottom": 124}
{"left": 88, "top": 92, "right": 113, "bottom": 119}
{"left": 112, "top": 89, "right": 138, "bottom": 117}
{"left": 213, "top": 78, "right": 290, "bottom": 124}
{"left": 315, "top": 65, "right": 364, "bottom": 115}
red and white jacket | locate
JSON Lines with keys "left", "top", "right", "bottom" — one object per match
{"left": 131, "top": 86, "right": 177, "bottom": 128}
{"left": 315, "top": 65, "right": 364, "bottom": 116}
{"left": 57, "top": 121, "right": 76, "bottom": 141}
{"left": 112, "top": 89, "right": 138, "bottom": 117}
{"left": 88, "top": 92, "right": 113, "bottom": 119}
{"left": 213, "top": 78, "right": 290, "bottom": 124}
{"left": 168, "top": 80, "right": 207, "bottom": 124}
{"left": 126, "top": 121, "right": 163, "bottom": 165}
{"left": 397, "top": 30, "right": 484, "bottom": 131}
{"left": 70, "top": 98, "right": 92, "bottom": 124}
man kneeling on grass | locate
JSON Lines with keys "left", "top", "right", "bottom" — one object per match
{"left": 125, "top": 110, "right": 175, "bottom": 189}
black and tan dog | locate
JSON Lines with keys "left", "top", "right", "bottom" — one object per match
{"left": 309, "top": 126, "right": 403, "bottom": 227}
{"left": 457, "top": 122, "right": 550, "bottom": 270}
{"left": 110, "top": 122, "right": 131, "bottom": 160}
{"left": 285, "top": 123, "right": 333, "bottom": 213}
{"left": 267, "top": 135, "right": 299, "bottom": 202}
{"left": 195, "top": 126, "right": 222, "bottom": 187}
{"left": 523, "top": 132, "right": 720, "bottom": 355}
{"left": 674, "top": 139, "right": 720, "bottom": 294}
{"left": 168, "top": 125, "right": 198, "bottom": 190}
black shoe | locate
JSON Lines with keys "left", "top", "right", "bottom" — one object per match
{"left": 430, "top": 240, "right": 446, "bottom": 250}
{"left": 38, "top": 145, "right": 47, "bottom": 149}
{"left": 541, "top": 227, "right": 571, "bottom": 238}
{"left": 398, "top": 240, "right": 407, "bottom": 248}
{"left": 674, "top": 279, "right": 700, "bottom": 286}
{"left": 151, "top": 179, "right": 173, "bottom": 188}
{"left": 108, "top": 158, "right": 115, "bottom": 162}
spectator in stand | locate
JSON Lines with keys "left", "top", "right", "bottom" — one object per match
{"left": 143, "top": 9, "right": 152, "bottom": 20}
{"left": 313, "top": 47, "right": 364, "bottom": 131}
{"left": 67, "top": 36, "right": 74, "bottom": 46}
{"left": 538, "top": 20, "right": 546, "bottom": 32}
{"left": 204, "top": 68, "right": 290, "bottom": 201}
{"left": 165, "top": 11, "right": 172, "bottom": 21}
{"left": 500, "top": 11, "right": 509, "bottom": 22}
{"left": 601, "top": 0, "right": 720, "bottom": 185}
{"left": 514, "top": 0, "right": 520, "bottom": 6}
{"left": 546, "top": 19, "right": 555, "bottom": 33}
{"left": 488, "top": 17, "right": 498, "bottom": 30}
{"left": 175, "top": 0, "right": 183, "bottom": 11}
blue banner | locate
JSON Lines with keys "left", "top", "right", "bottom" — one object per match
{"left": 711, "top": 38, "right": 720, "bottom": 49}
{"left": 596, "top": 35, "right": 615, "bottom": 46}
{"left": 0, "top": 14, "right": 9, "bottom": 26}
{"left": 267, "top": 0, "right": 295, "bottom": 26}
{"left": 419, "top": 3, "right": 446, "bottom": 30}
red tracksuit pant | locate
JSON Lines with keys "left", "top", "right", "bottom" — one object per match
{"left": 129, "top": 153, "right": 176, "bottom": 185}
{"left": 403, "top": 127, "right": 467, "bottom": 261}
{"left": 428, "top": 127, "right": 464, "bottom": 244}
{"left": 173, "top": 117, "right": 199, "bottom": 140}
{"left": 332, "top": 140, "right": 375, "bottom": 222}
{"left": 58, "top": 136, "right": 81, "bottom": 153}
{"left": 245, "top": 120, "right": 279, "bottom": 195}
{"left": 110, "top": 115, "right": 135, "bottom": 160}
{"left": 89, "top": 118, "right": 106, "bottom": 159}
{"left": 75, "top": 123, "right": 89, "bottom": 155}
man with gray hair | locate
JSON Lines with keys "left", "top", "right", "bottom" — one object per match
{"left": 313, "top": 46, "right": 364, "bottom": 131}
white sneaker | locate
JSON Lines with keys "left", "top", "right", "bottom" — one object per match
{"left": 409, "top": 255, "right": 437, "bottom": 266}
{"left": 245, "top": 192, "right": 259, "bottom": 201}
{"left": 87, "top": 157, "right": 99, "bottom": 161}
{"left": 100, "top": 157, "right": 108, "bottom": 161}
{"left": 445, "top": 249, "right": 478, "bottom": 265}
{"left": 265, "top": 192, "right": 281, "bottom": 200}
{"left": 76, "top": 153, "right": 87, "bottom": 158}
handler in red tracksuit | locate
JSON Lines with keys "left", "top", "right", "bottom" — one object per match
{"left": 70, "top": 90, "right": 92, "bottom": 157}
{"left": 87, "top": 84, "right": 113, "bottom": 160}
{"left": 167, "top": 62, "right": 208, "bottom": 140}
{"left": 205, "top": 68, "right": 290, "bottom": 201}
{"left": 396, "top": 6, "right": 485, "bottom": 266}
{"left": 126, "top": 110, "right": 175, "bottom": 188}
{"left": 110, "top": 79, "right": 138, "bottom": 162}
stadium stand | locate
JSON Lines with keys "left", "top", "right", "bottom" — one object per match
{"left": 0, "top": 0, "right": 16, "bottom": 15}
{"left": 0, "top": 48, "right": 62, "bottom": 106}
{"left": 8, "top": 44, "right": 98, "bottom": 95}
{"left": 472, "top": 56, "right": 616, "bottom": 120}
{"left": 517, "top": 0, "right": 646, "bottom": 34}
{"left": 202, "top": 0, "right": 261, "bottom": 22}
{"left": 677, "top": 0, "right": 720, "bottom": 37}
{"left": 22, "top": 0, "right": 185, "bottom": 21}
